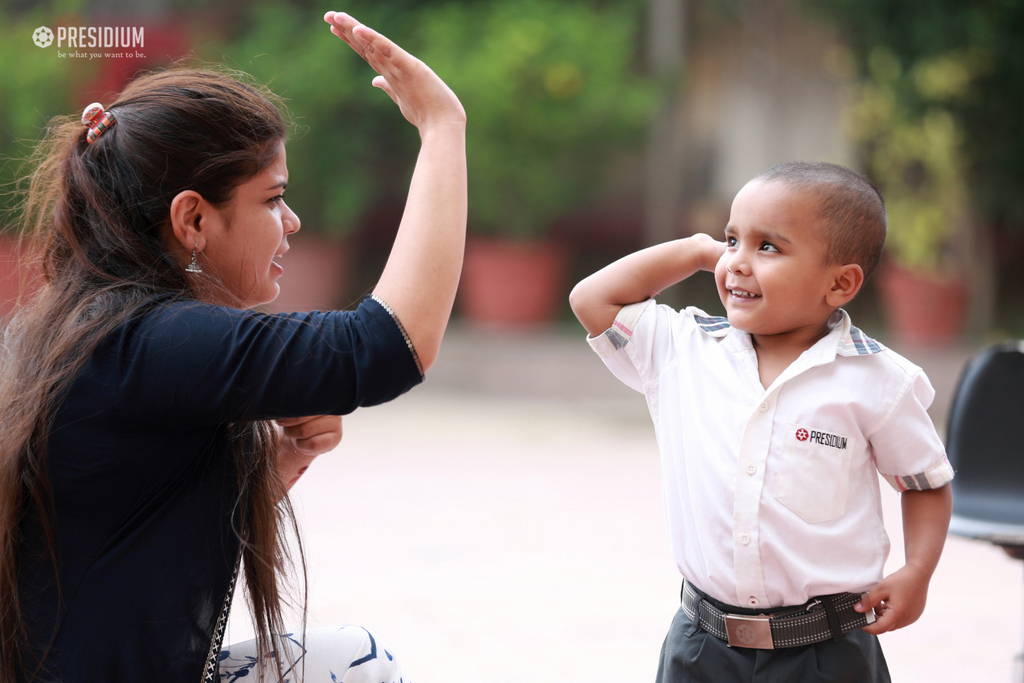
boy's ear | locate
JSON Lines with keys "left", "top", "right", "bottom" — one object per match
{"left": 168, "top": 190, "right": 207, "bottom": 252}
{"left": 826, "top": 264, "right": 864, "bottom": 307}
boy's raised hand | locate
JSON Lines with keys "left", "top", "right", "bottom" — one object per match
{"left": 324, "top": 12, "right": 466, "bottom": 134}
{"left": 569, "top": 233, "right": 727, "bottom": 337}
{"left": 692, "top": 232, "right": 727, "bottom": 272}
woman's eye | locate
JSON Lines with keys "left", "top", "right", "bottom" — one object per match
{"left": 269, "top": 195, "right": 284, "bottom": 205}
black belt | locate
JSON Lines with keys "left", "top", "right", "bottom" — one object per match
{"left": 681, "top": 579, "right": 876, "bottom": 649}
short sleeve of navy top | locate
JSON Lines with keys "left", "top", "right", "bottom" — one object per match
{"left": 18, "top": 295, "right": 422, "bottom": 683}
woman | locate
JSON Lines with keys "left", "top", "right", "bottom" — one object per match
{"left": 0, "top": 12, "right": 466, "bottom": 682}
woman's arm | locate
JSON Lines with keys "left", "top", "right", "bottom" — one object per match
{"left": 325, "top": 12, "right": 467, "bottom": 372}
{"left": 569, "top": 234, "right": 725, "bottom": 337}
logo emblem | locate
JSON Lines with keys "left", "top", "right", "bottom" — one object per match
{"left": 796, "top": 428, "right": 809, "bottom": 441}
{"left": 33, "top": 26, "right": 54, "bottom": 48}
{"left": 734, "top": 624, "right": 758, "bottom": 646}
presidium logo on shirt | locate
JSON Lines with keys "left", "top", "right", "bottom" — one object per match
{"left": 794, "top": 426, "right": 848, "bottom": 450}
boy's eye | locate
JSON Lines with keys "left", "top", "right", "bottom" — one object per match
{"left": 726, "top": 236, "right": 737, "bottom": 247}
{"left": 760, "top": 242, "right": 779, "bottom": 253}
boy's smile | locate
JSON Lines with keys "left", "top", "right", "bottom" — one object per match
{"left": 714, "top": 180, "right": 846, "bottom": 349}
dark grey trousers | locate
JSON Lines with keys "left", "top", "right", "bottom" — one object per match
{"left": 655, "top": 604, "right": 892, "bottom": 683}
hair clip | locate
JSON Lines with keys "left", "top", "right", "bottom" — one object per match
{"left": 81, "top": 102, "right": 117, "bottom": 145}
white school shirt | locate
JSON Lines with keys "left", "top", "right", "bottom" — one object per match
{"left": 588, "top": 300, "right": 953, "bottom": 609}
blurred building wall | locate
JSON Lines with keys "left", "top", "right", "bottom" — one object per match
{"left": 673, "top": 0, "right": 855, "bottom": 235}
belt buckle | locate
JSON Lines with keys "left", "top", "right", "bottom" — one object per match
{"left": 724, "top": 614, "right": 775, "bottom": 649}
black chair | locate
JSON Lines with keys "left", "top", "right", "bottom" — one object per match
{"left": 946, "top": 342, "right": 1024, "bottom": 680}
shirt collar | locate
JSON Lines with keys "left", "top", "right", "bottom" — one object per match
{"left": 833, "top": 309, "right": 886, "bottom": 356}
{"left": 693, "top": 309, "right": 885, "bottom": 357}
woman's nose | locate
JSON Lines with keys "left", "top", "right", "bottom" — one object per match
{"left": 284, "top": 202, "right": 300, "bottom": 234}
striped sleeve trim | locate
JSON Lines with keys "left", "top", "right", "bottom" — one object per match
{"left": 370, "top": 294, "right": 424, "bottom": 377}
{"left": 606, "top": 320, "right": 632, "bottom": 350}
{"left": 881, "top": 456, "right": 955, "bottom": 492}
{"left": 587, "top": 300, "right": 653, "bottom": 358}
{"left": 601, "top": 300, "right": 651, "bottom": 349}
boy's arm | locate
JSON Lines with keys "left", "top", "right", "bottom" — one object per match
{"left": 855, "top": 484, "right": 952, "bottom": 634}
{"left": 568, "top": 234, "right": 725, "bottom": 337}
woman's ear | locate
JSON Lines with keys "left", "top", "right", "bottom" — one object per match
{"left": 169, "top": 190, "right": 206, "bottom": 252}
{"left": 826, "top": 264, "right": 865, "bottom": 307}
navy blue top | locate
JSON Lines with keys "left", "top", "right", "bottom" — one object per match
{"left": 19, "top": 295, "right": 422, "bottom": 682}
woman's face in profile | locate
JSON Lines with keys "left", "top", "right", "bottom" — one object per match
{"left": 201, "top": 142, "right": 301, "bottom": 308}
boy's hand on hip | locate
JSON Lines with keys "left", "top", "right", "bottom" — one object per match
{"left": 855, "top": 564, "right": 930, "bottom": 635}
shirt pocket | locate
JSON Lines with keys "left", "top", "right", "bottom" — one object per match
{"left": 774, "top": 423, "right": 855, "bottom": 524}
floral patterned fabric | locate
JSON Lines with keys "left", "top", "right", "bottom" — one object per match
{"left": 220, "top": 625, "right": 408, "bottom": 683}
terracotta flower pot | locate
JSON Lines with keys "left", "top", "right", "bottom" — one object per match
{"left": 877, "top": 262, "right": 968, "bottom": 346}
{"left": 459, "top": 237, "right": 566, "bottom": 327}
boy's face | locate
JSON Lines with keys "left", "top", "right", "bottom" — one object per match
{"left": 714, "top": 180, "right": 843, "bottom": 341}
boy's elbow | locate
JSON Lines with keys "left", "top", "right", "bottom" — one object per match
{"left": 568, "top": 281, "right": 586, "bottom": 321}
{"left": 568, "top": 281, "right": 595, "bottom": 329}
{"left": 569, "top": 281, "right": 613, "bottom": 337}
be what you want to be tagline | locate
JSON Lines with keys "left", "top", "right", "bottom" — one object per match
{"left": 32, "top": 25, "right": 147, "bottom": 60}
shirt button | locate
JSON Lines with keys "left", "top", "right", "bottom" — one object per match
{"left": 748, "top": 597, "right": 759, "bottom": 607}
{"left": 739, "top": 533, "right": 750, "bottom": 545}
{"left": 745, "top": 463, "right": 756, "bottom": 475}
{"left": 759, "top": 401, "right": 770, "bottom": 412}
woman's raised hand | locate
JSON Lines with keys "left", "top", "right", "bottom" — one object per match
{"left": 324, "top": 12, "right": 466, "bottom": 134}
{"left": 324, "top": 11, "right": 466, "bottom": 373}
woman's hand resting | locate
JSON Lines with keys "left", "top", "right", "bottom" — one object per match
{"left": 276, "top": 415, "right": 343, "bottom": 490}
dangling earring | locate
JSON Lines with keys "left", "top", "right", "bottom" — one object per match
{"left": 186, "top": 244, "right": 203, "bottom": 274}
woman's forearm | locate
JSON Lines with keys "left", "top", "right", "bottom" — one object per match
{"left": 373, "top": 122, "right": 467, "bottom": 372}
{"left": 324, "top": 12, "right": 467, "bottom": 373}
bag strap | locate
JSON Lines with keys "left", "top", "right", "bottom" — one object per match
{"left": 201, "top": 549, "right": 241, "bottom": 683}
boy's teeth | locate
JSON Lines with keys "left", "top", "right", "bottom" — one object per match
{"left": 731, "top": 289, "right": 758, "bottom": 298}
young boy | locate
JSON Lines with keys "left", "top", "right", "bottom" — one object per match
{"left": 569, "top": 162, "right": 953, "bottom": 682}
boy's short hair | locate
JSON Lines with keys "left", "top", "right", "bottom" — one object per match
{"left": 753, "top": 162, "right": 887, "bottom": 279}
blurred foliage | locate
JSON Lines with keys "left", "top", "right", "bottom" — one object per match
{"left": 412, "top": 0, "right": 656, "bottom": 238}
{"left": 207, "top": 1, "right": 414, "bottom": 237}
{"left": 2, "top": 0, "right": 656, "bottom": 240}
{"left": 0, "top": 1, "right": 94, "bottom": 232}
{"left": 842, "top": 46, "right": 976, "bottom": 271}
{"left": 808, "top": 0, "right": 1024, "bottom": 264}
{"left": 212, "top": 0, "right": 656, "bottom": 239}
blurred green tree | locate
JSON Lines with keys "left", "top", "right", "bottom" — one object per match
{"left": 413, "top": 0, "right": 656, "bottom": 239}
{"left": 0, "top": 4, "right": 94, "bottom": 232}
{"left": 209, "top": 1, "right": 415, "bottom": 237}
{"left": 812, "top": 0, "right": 1024, "bottom": 239}
{"left": 210, "top": 0, "right": 656, "bottom": 241}
{"left": 804, "top": 0, "right": 1024, "bottom": 336}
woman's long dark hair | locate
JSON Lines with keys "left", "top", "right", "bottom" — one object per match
{"left": 0, "top": 67, "right": 302, "bottom": 681}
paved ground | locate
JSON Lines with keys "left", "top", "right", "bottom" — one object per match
{"left": 225, "top": 325, "right": 1023, "bottom": 682}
